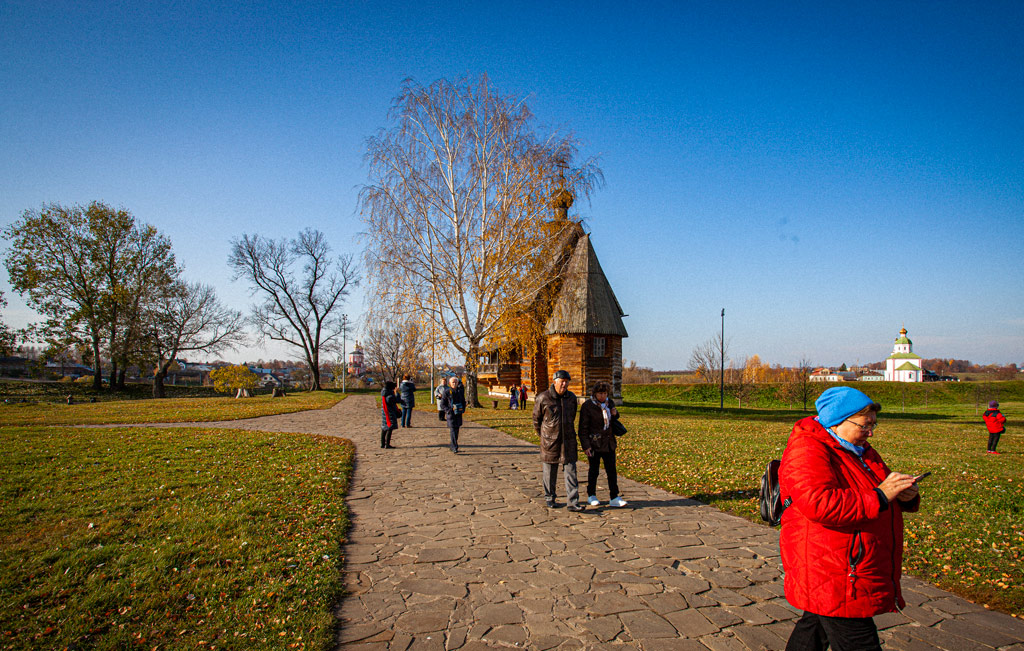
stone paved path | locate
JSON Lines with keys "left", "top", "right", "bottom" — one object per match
{"left": 204, "top": 395, "right": 1024, "bottom": 650}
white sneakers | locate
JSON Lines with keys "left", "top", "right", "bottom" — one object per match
{"left": 588, "top": 495, "right": 628, "bottom": 507}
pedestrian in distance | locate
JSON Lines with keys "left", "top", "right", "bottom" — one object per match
{"left": 779, "top": 386, "right": 921, "bottom": 651}
{"left": 519, "top": 384, "right": 527, "bottom": 409}
{"left": 533, "top": 370, "right": 584, "bottom": 511}
{"left": 439, "top": 375, "right": 466, "bottom": 453}
{"left": 380, "top": 381, "right": 401, "bottom": 449}
{"left": 509, "top": 384, "right": 519, "bottom": 410}
{"left": 435, "top": 379, "right": 446, "bottom": 422}
{"left": 399, "top": 374, "right": 416, "bottom": 428}
{"left": 983, "top": 400, "right": 1007, "bottom": 454}
{"left": 579, "top": 381, "right": 627, "bottom": 508}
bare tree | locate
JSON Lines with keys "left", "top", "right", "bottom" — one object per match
{"left": 229, "top": 229, "right": 358, "bottom": 391}
{"left": 622, "top": 359, "right": 655, "bottom": 384}
{"left": 688, "top": 333, "right": 730, "bottom": 384}
{"left": 791, "top": 356, "right": 815, "bottom": 411}
{"left": 359, "top": 75, "right": 601, "bottom": 406}
{"left": 363, "top": 317, "right": 426, "bottom": 385}
{"left": 146, "top": 281, "right": 247, "bottom": 398}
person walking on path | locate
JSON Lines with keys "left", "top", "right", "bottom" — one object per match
{"left": 984, "top": 400, "right": 1007, "bottom": 454}
{"left": 380, "top": 381, "right": 401, "bottom": 449}
{"left": 509, "top": 384, "right": 519, "bottom": 410}
{"left": 780, "top": 386, "right": 921, "bottom": 651}
{"left": 439, "top": 375, "right": 466, "bottom": 453}
{"left": 399, "top": 374, "right": 416, "bottom": 428}
{"left": 579, "top": 381, "right": 627, "bottom": 508}
{"left": 533, "top": 370, "right": 584, "bottom": 511}
{"left": 434, "top": 379, "right": 446, "bottom": 422}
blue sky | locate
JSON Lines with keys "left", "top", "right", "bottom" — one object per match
{"left": 2, "top": 1, "right": 1022, "bottom": 369}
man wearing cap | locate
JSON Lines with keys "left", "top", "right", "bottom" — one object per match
{"left": 779, "top": 386, "right": 921, "bottom": 650}
{"left": 532, "top": 370, "right": 584, "bottom": 511}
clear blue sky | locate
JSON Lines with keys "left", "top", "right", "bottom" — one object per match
{"left": 2, "top": 1, "right": 1022, "bottom": 369}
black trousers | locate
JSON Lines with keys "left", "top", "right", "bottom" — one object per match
{"left": 380, "top": 427, "right": 393, "bottom": 448}
{"left": 988, "top": 430, "right": 1002, "bottom": 451}
{"left": 786, "top": 611, "right": 881, "bottom": 651}
{"left": 586, "top": 449, "right": 619, "bottom": 499}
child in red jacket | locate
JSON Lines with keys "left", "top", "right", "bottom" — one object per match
{"left": 984, "top": 400, "right": 1007, "bottom": 454}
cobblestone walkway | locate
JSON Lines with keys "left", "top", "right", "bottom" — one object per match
{"left": 208, "top": 395, "right": 1024, "bottom": 650}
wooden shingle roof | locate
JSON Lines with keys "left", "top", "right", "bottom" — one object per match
{"left": 544, "top": 234, "right": 628, "bottom": 337}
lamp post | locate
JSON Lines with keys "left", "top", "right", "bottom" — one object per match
{"left": 720, "top": 308, "right": 725, "bottom": 409}
{"left": 341, "top": 314, "right": 348, "bottom": 393}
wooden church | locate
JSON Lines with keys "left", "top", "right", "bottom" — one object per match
{"left": 477, "top": 186, "right": 629, "bottom": 403}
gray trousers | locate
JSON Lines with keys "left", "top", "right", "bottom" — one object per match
{"left": 542, "top": 461, "right": 579, "bottom": 506}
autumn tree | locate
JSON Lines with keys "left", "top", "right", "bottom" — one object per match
{"left": 0, "top": 290, "right": 17, "bottom": 356}
{"left": 229, "top": 229, "right": 358, "bottom": 391}
{"left": 688, "top": 333, "right": 729, "bottom": 384}
{"left": 145, "top": 281, "right": 247, "bottom": 398}
{"left": 210, "top": 364, "right": 259, "bottom": 397}
{"left": 4, "top": 202, "right": 175, "bottom": 390}
{"left": 359, "top": 75, "right": 601, "bottom": 407}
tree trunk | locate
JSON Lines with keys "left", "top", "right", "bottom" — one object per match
{"left": 153, "top": 370, "right": 167, "bottom": 398}
{"left": 117, "top": 367, "right": 127, "bottom": 390}
{"left": 91, "top": 337, "right": 103, "bottom": 391}
{"left": 464, "top": 346, "right": 482, "bottom": 408}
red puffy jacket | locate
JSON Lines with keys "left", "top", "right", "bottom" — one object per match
{"left": 984, "top": 409, "right": 1006, "bottom": 434}
{"left": 779, "top": 417, "right": 920, "bottom": 618}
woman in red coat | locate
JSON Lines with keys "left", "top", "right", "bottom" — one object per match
{"left": 983, "top": 400, "right": 1007, "bottom": 454}
{"left": 779, "top": 387, "right": 921, "bottom": 650}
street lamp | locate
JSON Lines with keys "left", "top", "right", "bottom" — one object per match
{"left": 342, "top": 314, "right": 348, "bottom": 393}
{"left": 720, "top": 308, "right": 725, "bottom": 409}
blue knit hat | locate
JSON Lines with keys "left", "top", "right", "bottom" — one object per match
{"left": 815, "top": 387, "right": 875, "bottom": 428}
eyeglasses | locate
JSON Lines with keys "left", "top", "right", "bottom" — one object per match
{"left": 843, "top": 419, "right": 877, "bottom": 432}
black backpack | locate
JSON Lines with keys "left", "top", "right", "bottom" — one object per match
{"left": 759, "top": 459, "right": 791, "bottom": 526}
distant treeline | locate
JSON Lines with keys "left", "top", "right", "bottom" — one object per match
{"left": 623, "top": 380, "right": 1024, "bottom": 410}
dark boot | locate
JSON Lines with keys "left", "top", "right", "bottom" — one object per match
{"left": 385, "top": 428, "right": 394, "bottom": 449}
{"left": 380, "top": 428, "right": 387, "bottom": 448}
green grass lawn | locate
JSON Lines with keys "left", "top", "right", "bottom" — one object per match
{"left": 0, "top": 425, "right": 354, "bottom": 650}
{"left": 470, "top": 391, "right": 1023, "bottom": 617}
{"left": 0, "top": 392, "right": 346, "bottom": 426}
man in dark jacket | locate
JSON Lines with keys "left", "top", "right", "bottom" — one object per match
{"left": 532, "top": 370, "right": 583, "bottom": 511}
{"left": 399, "top": 375, "right": 416, "bottom": 428}
{"left": 439, "top": 376, "right": 466, "bottom": 453}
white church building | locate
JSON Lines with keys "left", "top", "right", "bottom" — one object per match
{"left": 884, "top": 327, "right": 923, "bottom": 382}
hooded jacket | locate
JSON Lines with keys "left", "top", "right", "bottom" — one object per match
{"left": 399, "top": 380, "right": 416, "bottom": 408}
{"left": 532, "top": 384, "right": 579, "bottom": 464}
{"left": 984, "top": 409, "right": 1006, "bottom": 434}
{"left": 779, "top": 416, "right": 920, "bottom": 618}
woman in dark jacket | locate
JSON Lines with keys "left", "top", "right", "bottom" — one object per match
{"left": 439, "top": 376, "right": 466, "bottom": 453}
{"left": 399, "top": 375, "right": 416, "bottom": 428}
{"left": 780, "top": 386, "right": 921, "bottom": 650}
{"left": 380, "top": 381, "right": 401, "bottom": 449}
{"left": 579, "top": 381, "right": 627, "bottom": 507}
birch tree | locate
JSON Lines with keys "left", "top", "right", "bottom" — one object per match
{"left": 359, "top": 75, "right": 601, "bottom": 406}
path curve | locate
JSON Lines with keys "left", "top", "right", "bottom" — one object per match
{"left": 178, "top": 395, "right": 1024, "bottom": 650}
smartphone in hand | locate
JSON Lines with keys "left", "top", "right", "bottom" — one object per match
{"left": 914, "top": 471, "right": 932, "bottom": 482}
